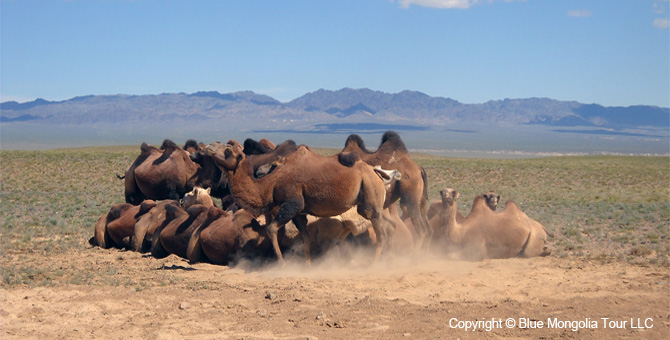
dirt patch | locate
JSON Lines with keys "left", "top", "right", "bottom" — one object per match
{"left": 1, "top": 248, "right": 668, "bottom": 339}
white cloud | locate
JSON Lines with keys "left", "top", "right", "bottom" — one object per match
{"left": 398, "top": 0, "right": 478, "bottom": 9}
{"left": 653, "top": 18, "right": 670, "bottom": 28}
{"left": 567, "top": 9, "right": 592, "bottom": 18}
{"left": 397, "top": 0, "right": 525, "bottom": 10}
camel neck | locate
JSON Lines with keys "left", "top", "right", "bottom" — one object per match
{"left": 441, "top": 201, "right": 463, "bottom": 243}
{"left": 225, "top": 157, "right": 270, "bottom": 212}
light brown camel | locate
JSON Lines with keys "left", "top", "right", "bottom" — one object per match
{"left": 427, "top": 190, "right": 500, "bottom": 220}
{"left": 91, "top": 200, "right": 156, "bottom": 249}
{"left": 151, "top": 204, "right": 210, "bottom": 259}
{"left": 205, "top": 140, "right": 393, "bottom": 264}
{"left": 131, "top": 200, "right": 180, "bottom": 252}
{"left": 428, "top": 190, "right": 501, "bottom": 239}
{"left": 182, "top": 187, "right": 215, "bottom": 209}
{"left": 434, "top": 188, "right": 549, "bottom": 260}
{"left": 342, "top": 131, "right": 432, "bottom": 253}
{"left": 120, "top": 139, "right": 224, "bottom": 204}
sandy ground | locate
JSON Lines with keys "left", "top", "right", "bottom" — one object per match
{"left": 1, "top": 247, "right": 668, "bottom": 340}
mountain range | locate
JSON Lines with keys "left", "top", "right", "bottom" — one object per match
{"left": 1, "top": 88, "right": 668, "bottom": 132}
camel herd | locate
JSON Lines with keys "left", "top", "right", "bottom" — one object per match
{"left": 91, "top": 131, "right": 550, "bottom": 265}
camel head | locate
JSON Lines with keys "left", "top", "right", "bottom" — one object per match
{"left": 439, "top": 188, "right": 459, "bottom": 206}
{"left": 182, "top": 187, "right": 212, "bottom": 209}
{"left": 483, "top": 191, "right": 501, "bottom": 211}
{"left": 205, "top": 140, "right": 246, "bottom": 171}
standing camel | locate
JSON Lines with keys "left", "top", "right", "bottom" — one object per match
{"left": 342, "top": 131, "right": 432, "bottom": 252}
{"left": 205, "top": 140, "right": 394, "bottom": 264}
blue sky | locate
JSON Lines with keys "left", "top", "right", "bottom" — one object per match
{"left": 1, "top": 0, "right": 669, "bottom": 107}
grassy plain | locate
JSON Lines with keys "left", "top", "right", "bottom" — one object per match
{"left": 1, "top": 147, "right": 669, "bottom": 288}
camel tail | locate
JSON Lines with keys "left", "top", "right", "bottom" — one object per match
{"left": 116, "top": 174, "right": 125, "bottom": 180}
{"left": 420, "top": 166, "right": 429, "bottom": 205}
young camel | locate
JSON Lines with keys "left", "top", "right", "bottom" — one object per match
{"left": 342, "top": 131, "right": 432, "bottom": 253}
{"left": 435, "top": 188, "right": 548, "bottom": 260}
{"left": 205, "top": 140, "right": 393, "bottom": 264}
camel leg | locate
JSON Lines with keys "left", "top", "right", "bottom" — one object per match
{"left": 132, "top": 220, "right": 150, "bottom": 252}
{"left": 93, "top": 213, "right": 110, "bottom": 248}
{"left": 268, "top": 199, "right": 304, "bottom": 264}
{"left": 187, "top": 224, "right": 206, "bottom": 263}
{"left": 292, "top": 215, "right": 312, "bottom": 265}
{"left": 406, "top": 204, "right": 431, "bottom": 254}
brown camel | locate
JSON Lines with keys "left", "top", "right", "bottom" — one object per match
{"left": 120, "top": 139, "right": 225, "bottom": 204}
{"left": 151, "top": 204, "right": 210, "bottom": 259}
{"left": 205, "top": 140, "right": 393, "bottom": 264}
{"left": 434, "top": 188, "right": 549, "bottom": 260}
{"left": 187, "top": 208, "right": 293, "bottom": 265}
{"left": 92, "top": 200, "right": 156, "bottom": 249}
{"left": 131, "top": 200, "right": 179, "bottom": 252}
{"left": 342, "top": 131, "right": 432, "bottom": 253}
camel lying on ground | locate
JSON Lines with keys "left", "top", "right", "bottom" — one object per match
{"left": 131, "top": 200, "right": 180, "bottom": 252}
{"left": 91, "top": 200, "right": 157, "bottom": 249}
{"left": 182, "top": 187, "right": 216, "bottom": 209}
{"left": 205, "top": 140, "right": 394, "bottom": 264}
{"left": 342, "top": 131, "right": 432, "bottom": 253}
{"left": 151, "top": 204, "right": 210, "bottom": 259}
{"left": 427, "top": 190, "right": 500, "bottom": 220}
{"left": 433, "top": 188, "right": 549, "bottom": 260}
{"left": 186, "top": 208, "right": 296, "bottom": 265}
{"left": 428, "top": 190, "right": 501, "bottom": 240}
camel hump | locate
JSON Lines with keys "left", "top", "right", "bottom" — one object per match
{"left": 380, "top": 131, "right": 408, "bottom": 153}
{"left": 337, "top": 152, "right": 359, "bottom": 167}
{"left": 243, "top": 138, "right": 274, "bottom": 155}
{"left": 108, "top": 203, "right": 133, "bottom": 221}
{"left": 344, "top": 134, "right": 370, "bottom": 152}
{"left": 206, "top": 206, "right": 228, "bottom": 221}
{"left": 160, "top": 139, "right": 179, "bottom": 151}
{"left": 503, "top": 200, "right": 520, "bottom": 210}
{"left": 274, "top": 140, "right": 298, "bottom": 157}
{"left": 183, "top": 139, "right": 200, "bottom": 152}
{"left": 140, "top": 142, "right": 158, "bottom": 155}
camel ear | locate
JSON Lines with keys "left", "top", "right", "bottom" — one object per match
{"left": 205, "top": 187, "right": 211, "bottom": 195}
{"left": 452, "top": 191, "right": 459, "bottom": 199}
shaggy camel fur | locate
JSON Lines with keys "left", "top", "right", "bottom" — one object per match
{"left": 92, "top": 200, "right": 156, "bottom": 249}
{"left": 151, "top": 204, "right": 210, "bottom": 259}
{"left": 434, "top": 188, "right": 549, "bottom": 260}
{"left": 121, "top": 139, "right": 224, "bottom": 204}
{"left": 342, "top": 131, "right": 432, "bottom": 253}
{"left": 205, "top": 140, "right": 393, "bottom": 264}
{"left": 182, "top": 187, "right": 216, "bottom": 209}
{"left": 131, "top": 200, "right": 179, "bottom": 252}
{"left": 427, "top": 190, "right": 500, "bottom": 220}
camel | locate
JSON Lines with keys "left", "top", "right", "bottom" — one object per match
{"left": 205, "top": 140, "right": 394, "bottom": 264}
{"left": 131, "top": 200, "right": 180, "bottom": 252}
{"left": 427, "top": 190, "right": 500, "bottom": 220}
{"left": 151, "top": 204, "right": 210, "bottom": 259}
{"left": 186, "top": 208, "right": 293, "bottom": 265}
{"left": 341, "top": 131, "right": 432, "bottom": 253}
{"left": 428, "top": 190, "right": 501, "bottom": 240}
{"left": 91, "top": 200, "right": 157, "bottom": 249}
{"left": 120, "top": 139, "right": 225, "bottom": 204}
{"left": 182, "top": 187, "right": 215, "bottom": 209}
{"left": 433, "top": 188, "right": 549, "bottom": 260}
